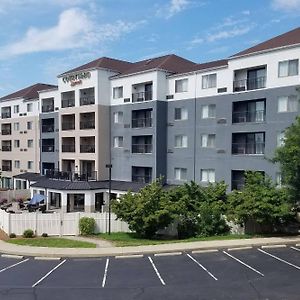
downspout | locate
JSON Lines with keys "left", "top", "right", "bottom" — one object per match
{"left": 193, "top": 73, "right": 197, "bottom": 182}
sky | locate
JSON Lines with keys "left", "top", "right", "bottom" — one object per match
{"left": 0, "top": 0, "right": 299, "bottom": 97}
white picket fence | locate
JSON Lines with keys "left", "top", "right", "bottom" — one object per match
{"left": 0, "top": 209, "right": 130, "bottom": 236}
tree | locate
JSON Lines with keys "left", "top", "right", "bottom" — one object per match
{"left": 112, "top": 179, "right": 172, "bottom": 238}
{"left": 274, "top": 116, "right": 300, "bottom": 203}
{"left": 227, "top": 172, "right": 293, "bottom": 231}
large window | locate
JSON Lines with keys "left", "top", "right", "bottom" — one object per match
{"left": 174, "top": 135, "right": 188, "bottom": 148}
{"left": 201, "top": 104, "right": 216, "bottom": 119}
{"left": 174, "top": 168, "right": 187, "bottom": 181}
{"left": 175, "top": 78, "right": 188, "bottom": 93}
{"left": 278, "top": 95, "right": 298, "bottom": 113}
{"left": 201, "top": 134, "right": 216, "bottom": 148}
{"left": 278, "top": 59, "right": 299, "bottom": 77}
{"left": 277, "top": 131, "right": 285, "bottom": 147}
{"left": 27, "top": 161, "right": 33, "bottom": 170}
{"left": 113, "top": 136, "right": 123, "bottom": 148}
{"left": 202, "top": 73, "right": 217, "bottom": 89}
{"left": 27, "top": 103, "right": 33, "bottom": 112}
{"left": 174, "top": 107, "right": 188, "bottom": 120}
{"left": 201, "top": 169, "right": 215, "bottom": 183}
{"left": 113, "top": 86, "right": 123, "bottom": 99}
{"left": 113, "top": 111, "right": 123, "bottom": 124}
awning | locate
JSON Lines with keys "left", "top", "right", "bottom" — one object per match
{"left": 29, "top": 194, "right": 45, "bottom": 205}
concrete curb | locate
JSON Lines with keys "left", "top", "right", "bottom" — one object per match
{"left": 0, "top": 237, "right": 299, "bottom": 258}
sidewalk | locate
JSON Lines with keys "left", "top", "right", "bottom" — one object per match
{"left": 0, "top": 236, "right": 300, "bottom": 258}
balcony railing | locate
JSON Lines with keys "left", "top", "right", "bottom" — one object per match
{"left": 61, "top": 122, "right": 75, "bottom": 130}
{"left": 80, "top": 120, "right": 95, "bottom": 129}
{"left": 232, "top": 110, "right": 265, "bottom": 123}
{"left": 1, "top": 112, "right": 11, "bottom": 119}
{"left": 2, "top": 165, "right": 12, "bottom": 171}
{"left": 132, "top": 175, "right": 152, "bottom": 183}
{"left": 80, "top": 144, "right": 95, "bottom": 153}
{"left": 232, "top": 142, "right": 265, "bottom": 155}
{"left": 1, "top": 129, "right": 11, "bottom": 135}
{"left": 42, "top": 125, "right": 55, "bottom": 132}
{"left": 233, "top": 76, "right": 266, "bottom": 92}
{"left": 132, "top": 144, "right": 152, "bottom": 154}
{"left": 80, "top": 96, "right": 95, "bottom": 106}
{"left": 61, "top": 99, "right": 75, "bottom": 108}
{"left": 62, "top": 144, "right": 75, "bottom": 152}
{"left": 132, "top": 91, "right": 153, "bottom": 102}
{"left": 2, "top": 145, "right": 11, "bottom": 151}
{"left": 42, "top": 105, "right": 54, "bottom": 113}
{"left": 42, "top": 145, "right": 55, "bottom": 152}
{"left": 45, "top": 169, "right": 97, "bottom": 181}
{"left": 132, "top": 118, "right": 152, "bottom": 128}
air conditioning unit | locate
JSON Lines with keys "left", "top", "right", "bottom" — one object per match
{"left": 167, "top": 149, "right": 173, "bottom": 153}
{"left": 166, "top": 95, "right": 174, "bottom": 99}
{"left": 217, "top": 149, "right": 226, "bottom": 154}
{"left": 217, "top": 118, "right": 227, "bottom": 124}
{"left": 124, "top": 98, "right": 130, "bottom": 103}
{"left": 167, "top": 122, "right": 174, "bottom": 126}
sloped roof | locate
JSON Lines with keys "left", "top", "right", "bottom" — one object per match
{"left": 60, "top": 57, "right": 133, "bottom": 76}
{"left": 231, "top": 27, "right": 300, "bottom": 58}
{"left": 0, "top": 83, "right": 57, "bottom": 101}
{"left": 181, "top": 59, "right": 228, "bottom": 74}
{"left": 13, "top": 172, "right": 44, "bottom": 182}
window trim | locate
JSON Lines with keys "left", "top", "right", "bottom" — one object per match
{"left": 175, "top": 78, "right": 188, "bottom": 93}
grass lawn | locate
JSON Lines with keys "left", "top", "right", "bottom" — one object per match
{"left": 95, "top": 232, "right": 254, "bottom": 247}
{"left": 7, "top": 237, "right": 96, "bottom": 248}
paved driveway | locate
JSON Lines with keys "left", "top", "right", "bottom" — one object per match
{"left": 0, "top": 245, "right": 299, "bottom": 299}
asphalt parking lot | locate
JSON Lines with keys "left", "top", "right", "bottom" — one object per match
{"left": 0, "top": 246, "right": 299, "bottom": 300}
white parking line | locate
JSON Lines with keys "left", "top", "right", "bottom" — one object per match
{"left": 0, "top": 258, "right": 29, "bottom": 273}
{"left": 291, "top": 246, "right": 300, "bottom": 252}
{"left": 258, "top": 248, "right": 300, "bottom": 270}
{"left": 102, "top": 258, "right": 109, "bottom": 288}
{"left": 148, "top": 256, "right": 166, "bottom": 286}
{"left": 32, "top": 259, "right": 66, "bottom": 287}
{"left": 223, "top": 251, "right": 264, "bottom": 277}
{"left": 187, "top": 254, "right": 218, "bottom": 281}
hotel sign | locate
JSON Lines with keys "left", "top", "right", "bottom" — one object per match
{"left": 62, "top": 71, "right": 91, "bottom": 86}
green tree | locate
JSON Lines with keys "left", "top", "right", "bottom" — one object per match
{"left": 227, "top": 172, "right": 293, "bottom": 231}
{"left": 112, "top": 179, "right": 172, "bottom": 238}
{"left": 274, "top": 116, "right": 300, "bottom": 203}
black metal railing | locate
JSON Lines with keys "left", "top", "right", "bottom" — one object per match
{"left": 132, "top": 144, "right": 152, "bottom": 154}
{"left": 233, "top": 76, "right": 266, "bottom": 92}
{"left": 80, "top": 96, "right": 95, "bottom": 106}
{"left": 80, "top": 144, "right": 95, "bottom": 153}
{"left": 132, "top": 118, "right": 152, "bottom": 128}
{"left": 42, "top": 105, "right": 54, "bottom": 113}
{"left": 232, "top": 110, "right": 265, "bottom": 123}
{"left": 2, "top": 145, "right": 11, "bottom": 151}
{"left": 80, "top": 120, "right": 95, "bottom": 129}
{"left": 61, "top": 122, "right": 75, "bottom": 130}
{"left": 45, "top": 169, "right": 97, "bottom": 181}
{"left": 42, "top": 145, "right": 55, "bottom": 152}
{"left": 1, "top": 112, "right": 11, "bottom": 119}
{"left": 132, "top": 91, "right": 153, "bottom": 102}
{"left": 61, "top": 99, "right": 75, "bottom": 108}
{"left": 62, "top": 144, "right": 75, "bottom": 152}
{"left": 232, "top": 142, "right": 265, "bottom": 155}
{"left": 1, "top": 129, "right": 11, "bottom": 135}
{"left": 132, "top": 175, "right": 152, "bottom": 183}
{"left": 42, "top": 125, "right": 55, "bottom": 132}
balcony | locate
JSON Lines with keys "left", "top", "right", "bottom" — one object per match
{"left": 62, "top": 144, "right": 75, "bottom": 152}
{"left": 2, "top": 145, "right": 11, "bottom": 152}
{"left": 132, "top": 118, "right": 152, "bottom": 128}
{"left": 80, "top": 96, "right": 95, "bottom": 106}
{"left": 61, "top": 99, "right": 75, "bottom": 108}
{"left": 1, "top": 124, "right": 11, "bottom": 135}
{"left": 42, "top": 97, "right": 55, "bottom": 112}
{"left": 132, "top": 144, "right": 152, "bottom": 154}
{"left": 232, "top": 142, "right": 265, "bottom": 155}
{"left": 42, "top": 105, "right": 54, "bottom": 113}
{"left": 132, "top": 91, "right": 153, "bottom": 102}
{"left": 232, "top": 110, "right": 265, "bottom": 123}
{"left": 80, "top": 120, "right": 95, "bottom": 130}
{"left": 2, "top": 165, "right": 12, "bottom": 171}
{"left": 80, "top": 144, "right": 95, "bottom": 153}
{"left": 80, "top": 88, "right": 95, "bottom": 106}
{"left": 2, "top": 160, "right": 12, "bottom": 171}
{"left": 132, "top": 166, "right": 152, "bottom": 183}
{"left": 132, "top": 175, "right": 152, "bottom": 183}
{"left": 1, "top": 112, "right": 11, "bottom": 119}
{"left": 233, "top": 77, "right": 266, "bottom": 92}
{"left": 45, "top": 169, "right": 97, "bottom": 181}
{"left": 62, "top": 121, "right": 75, "bottom": 131}
{"left": 42, "top": 124, "right": 55, "bottom": 133}
{"left": 42, "top": 145, "right": 55, "bottom": 152}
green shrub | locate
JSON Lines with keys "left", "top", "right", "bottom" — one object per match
{"left": 23, "top": 229, "right": 34, "bottom": 238}
{"left": 41, "top": 233, "right": 48, "bottom": 238}
{"left": 9, "top": 233, "right": 16, "bottom": 238}
{"left": 79, "top": 217, "right": 96, "bottom": 235}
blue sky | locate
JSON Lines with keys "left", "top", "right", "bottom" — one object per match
{"left": 0, "top": 0, "right": 299, "bottom": 97}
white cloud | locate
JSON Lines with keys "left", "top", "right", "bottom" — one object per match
{"left": 156, "top": 0, "right": 190, "bottom": 19}
{"left": 206, "top": 25, "right": 253, "bottom": 42}
{"left": 0, "top": 8, "right": 143, "bottom": 59}
{"left": 272, "top": 0, "right": 300, "bottom": 11}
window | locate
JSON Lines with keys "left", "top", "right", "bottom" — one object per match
{"left": 14, "top": 160, "right": 20, "bottom": 168}
{"left": 174, "top": 168, "right": 187, "bottom": 181}
{"left": 113, "top": 111, "right": 123, "bottom": 124}
{"left": 174, "top": 107, "right": 188, "bottom": 120}
{"left": 113, "top": 136, "right": 123, "bottom": 148}
{"left": 175, "top": 135, "right": 188, "bottom": 148}
{"left": 278, "top": 95, "right": 298, "bottom": 113}
{"left": 201, "top": 104, "right": 216, "bottom": 119}
{"left": 27, "top": 139, "right": 33, "bottom": 148}
{"left": 13, "top": 105, "right": 19, "bottom": 113}
{"left": 278, "top": 59, "right": 299, "bottom": 77}
{"left": 175, "top": 78, "right": 188, "bottom": 93}
{"left": 27, "top": 121, "right": 33, "bottom": 130}
{"left": 276, "top": 173, "right": 282, "bottom": 187}
{"left": 113, "top": 86, "right": 123, "bottom": 99}
{"left": 201, "top": 134, "right": 216, "bottom": 148}
{"left": 14, "top": 140, "right": 20, "bottom": 148}
{"left": 13, "top": 122, "right": 19, "bottom": 131}
{"left": 27, "top": 103, "right": 33, "bottom": 112}
{"left": 201, "top": 169, "right": 215, "bottom": 183}
{"left": 202, "top": 73, "right": 217, "bottom": 89}
{"left": 277, "top": 131, "right": 285, "bottom": 147}
{"left": 27, "top": 161, "right": 33, "bottom": 169}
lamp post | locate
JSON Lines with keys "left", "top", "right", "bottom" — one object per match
{"left": 105, "top": 164, "right": 112, "bottom": 235}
